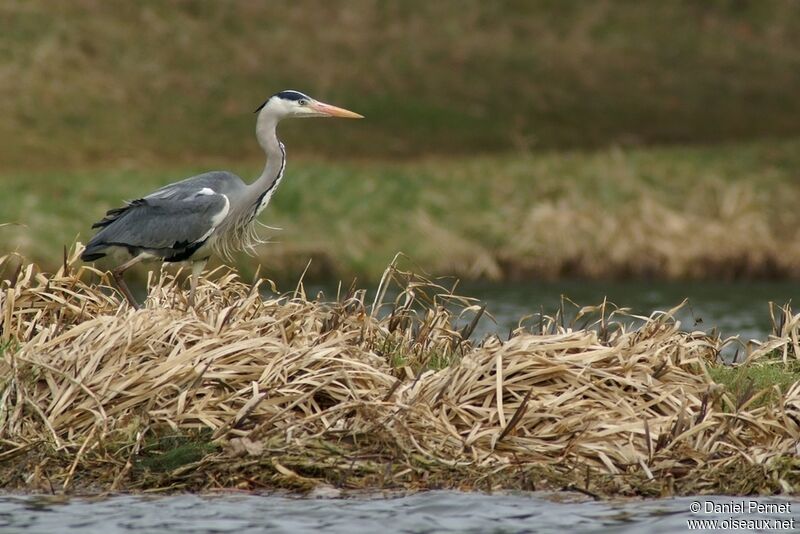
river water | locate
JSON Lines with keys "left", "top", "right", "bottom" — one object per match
{"left": 1, "top": 491, "right": 797, "bottom": 533}
{"left": 318, "top": 279, "right": 800, "bottom": 348}
{"left": 466, "top": 280, "right": 800, "bottom": 342}
{"left": 5, "top": 280, "right": 800, "bottom": 532}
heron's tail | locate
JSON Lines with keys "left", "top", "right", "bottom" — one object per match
{"left": 81, "top": 239, "right": 107, "bottom": 262}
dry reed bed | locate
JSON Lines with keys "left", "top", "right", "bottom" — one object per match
{"left": 1, "top": 250, "right": 799, "bottom": 496}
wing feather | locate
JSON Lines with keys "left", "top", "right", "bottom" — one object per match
{"left": 83, "top": 193, "right": 229, "bottom": 260}
{"left": 82, "top": 170, "right": 242, "bottom": 262}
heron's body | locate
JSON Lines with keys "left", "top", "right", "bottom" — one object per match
{"left": 82, "top": 168, "right": 269, "bottom": 264}
{"left": 81, "top": 90, "right": 362, "bottom": 307}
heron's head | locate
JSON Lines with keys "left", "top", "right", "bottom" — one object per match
{"left": 255, "top": 90, "right": 364, "bottom": 120}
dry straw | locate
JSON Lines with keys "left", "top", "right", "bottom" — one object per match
{"left": 1, "top": 247, "right": 799, "bottom": 496}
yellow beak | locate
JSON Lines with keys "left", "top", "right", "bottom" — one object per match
{"left": 310, "top": 101, "right": 364, "bottom": 119}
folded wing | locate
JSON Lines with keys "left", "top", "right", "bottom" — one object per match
{"left": 81, "top": 191, "right": 230, "bottom": 262}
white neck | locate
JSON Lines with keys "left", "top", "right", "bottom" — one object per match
{"left": 242, "top": 109, "right": 286, "bottom": 219}
{"left": 213, "top": 104, "right": 288, "bottom": 260}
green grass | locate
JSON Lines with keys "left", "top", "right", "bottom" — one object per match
{"left": 3, "top": 138, "right": 800, "bottom": 283}
{"left": 710, "top": 360, "right": 800, "bottom": 410}
{"left": 4, "top": 1, "right": 800, "bottom": 167}
{"left": 382, "top": 339, "right": 460, "bottom": 372}
{"left": 136, "top": 431, "right": 218, "bottom": 473}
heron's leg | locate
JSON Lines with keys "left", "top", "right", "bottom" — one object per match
{"left": 188, "top": 258, "right": 208, "bottom": 307}
{"left": 111, "top": 254, "right": 146, "bottom": 309}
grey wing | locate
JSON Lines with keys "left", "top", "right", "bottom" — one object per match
{"left": 82, "top": 192, "right": 230, "bottom": 262}
{"left": 145, "top": 171, "right": 245, "bottom": 201}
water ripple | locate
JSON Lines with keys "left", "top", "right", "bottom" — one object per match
{"left": 0, "top": 492, "right": 797, "bottom": 534}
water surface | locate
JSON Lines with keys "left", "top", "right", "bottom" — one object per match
{"left": 460, "top": 279, "right": 800, "bottom": 342}
{"left": 1, "top": 491, "right": 796, "bottom": 534}
{"left": 332, "top": 279, "right": 799, "bottom": 346}
{"left": 305, "top": 279, "right": 798, "bottom": 363}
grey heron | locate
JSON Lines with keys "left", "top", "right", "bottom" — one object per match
{"left": 81, "top": 90, "right": 363, "bottom": 308}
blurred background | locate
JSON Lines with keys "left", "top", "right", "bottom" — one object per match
{"left": 2, "top": 0, "right": 800, "bottom": 310}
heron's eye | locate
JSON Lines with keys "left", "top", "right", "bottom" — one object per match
{"left": 299, "top": 99, "right": 309, "bottom": 106}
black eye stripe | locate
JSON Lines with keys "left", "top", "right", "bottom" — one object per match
{"left": 276, "top": 90, "right": 309, "bottom": 102}
{"left": 255, "top": 90, "right": 312, "bottom": 113}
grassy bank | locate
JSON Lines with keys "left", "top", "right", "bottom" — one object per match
{"left": 2, "top": 139, "right": 800, "bottom": 283}
{"left": 4, "top": 1, "right": 800, "bottom": 167}
{"left": 2, "top": 251, "right": 800, "bottom": 496}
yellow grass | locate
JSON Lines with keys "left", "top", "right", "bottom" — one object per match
{"left": 1, "top": 249, "right": 800, "bottom": 496}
